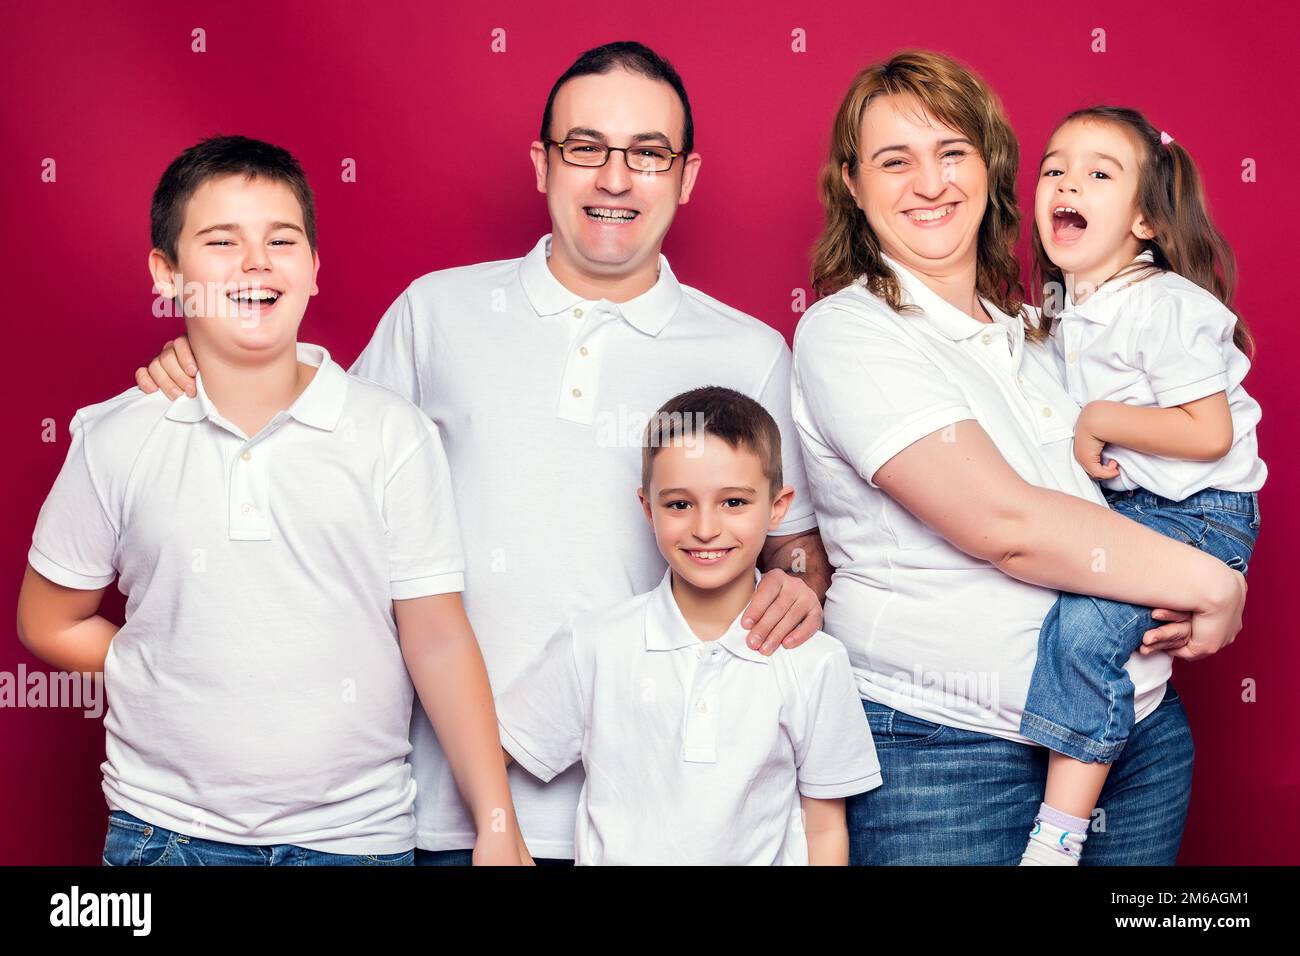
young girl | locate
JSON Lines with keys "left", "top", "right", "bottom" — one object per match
{"left": 1018, "top": 106, "right": 1266, "bottom": 865}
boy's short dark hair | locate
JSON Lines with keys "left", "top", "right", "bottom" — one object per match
{"left": 540, "top": 41, "right": 695, "bottom": 154}
{"left": 150, "top": 134, "right": 317, "bottom": 265}
{"left": 641, "top": 386, "right": 783, "bottom": 498}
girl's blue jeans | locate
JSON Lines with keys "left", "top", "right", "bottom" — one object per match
{"left": 1019, "top": 487, "right": 1260, "bottom": 764}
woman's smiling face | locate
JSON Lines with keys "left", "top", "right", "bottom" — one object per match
{"left": 841, "top": 93, "right": 987, "bottom": 272}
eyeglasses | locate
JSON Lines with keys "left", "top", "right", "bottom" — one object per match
{"left": 544, "top": 138, "right": 682, "bottom": 173}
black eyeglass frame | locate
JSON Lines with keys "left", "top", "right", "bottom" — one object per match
{"left": 544, "top": 138, "right": 684, "bottom": 172}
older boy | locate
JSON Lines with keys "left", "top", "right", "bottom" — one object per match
{"left": 18, "top": 136, "right": 523, "bottom": 865}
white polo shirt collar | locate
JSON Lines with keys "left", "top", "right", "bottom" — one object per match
{"left": 877, "top": 251, "right": 1011, "bottom": 342}
{"left": 518, "top": 233, "right": 682, "bottom": 337}
{"left": 164, "top": 342, "right": 347, "bottom": 432}
{"left": 877, "top": 251, "right": 1028, "bottom": 371}
{"left": 644, "top": 566, "right": 769, "bottom": 665}
{"left": 1060, "top": 248, "right": 1157, "bottom": 326}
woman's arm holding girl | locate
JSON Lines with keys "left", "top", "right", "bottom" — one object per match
{"left": 874, "top": 419, "right": 1245, "bottom": 660}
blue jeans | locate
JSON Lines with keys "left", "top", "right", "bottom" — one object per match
{"left": 1021, "top": 488, "right": 1260, "bottom": 762}
{"left": 847, "top": 684, "right": 1195, "bottom": 864}
{"left": 102, "top": 810, "right": 414, "bottom": 866}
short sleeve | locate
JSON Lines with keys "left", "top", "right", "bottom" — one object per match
{"left": 350, "top": 288, "right": 424, "bottom": 405}
{"left": 495, "top": 620, "right": 586, "bottom": 783}
{"left": 794, "top": 640, "right": 883, "bottom": 799}
{"left": 792, "top": 304, "right": 974, "bottom": 488}
{"left": 385, "top": 417, "right": 466, "bottom": 600}
{"left": 1130, "top": 293, "right": 1233, "bottom": 408}
{"left": 29, "top": 412, "right": 119, "bottom": 589}
{"left": 755, "top": 344, "right": 819, "bottom": 536}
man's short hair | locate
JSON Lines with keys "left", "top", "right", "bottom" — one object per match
{"left": 540, "top": 40, "right": 695, "bottom": 154}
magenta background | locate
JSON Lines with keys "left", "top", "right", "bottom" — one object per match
{"left": 1, "top": 0, "right": 1295, "bottom": 864}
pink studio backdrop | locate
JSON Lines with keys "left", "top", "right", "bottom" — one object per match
{"left": 1, "top": 0, "right": 1295, "bottom": 864}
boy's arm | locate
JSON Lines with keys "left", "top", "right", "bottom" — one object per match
{"left": 16, "top": 565, "right": 116, "bottom": 673}
{"left": 800, "top": 796, "right": 848, "bottom": 865}
{"left": 495, "top": 746, "right": 537, "bottom": 865}
{"left": 495, "top": 747, "right": 537, "bottom": 865}
{"left": 792, "top": 642, "right": 883, "bottom": 865}
{"left": 1073, "top": 392, "right": 1234, "bottom": 479}
{"left": 395, "top": 592, "right": 523, "bottom": 865}
{"left": 494, "top": 621, "right": 586, "bottom": 785}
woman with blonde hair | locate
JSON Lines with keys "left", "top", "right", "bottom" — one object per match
{"left": 791, "top": 50, "right": 1246, "bottom": 865}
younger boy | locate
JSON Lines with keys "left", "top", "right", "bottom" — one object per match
{"left": 17, "top": 135, "right": 523, "bottom": 865}
{"left": 495, "top": 386, "right": 881, "bottom": 864}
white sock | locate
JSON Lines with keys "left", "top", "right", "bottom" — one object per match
{"left": 1019, "top": 802, "right": 1090, "bottom": 866}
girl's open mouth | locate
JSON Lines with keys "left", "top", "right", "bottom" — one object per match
{"left": 1051, "top": 206, "right": 1088, "bottom": 244}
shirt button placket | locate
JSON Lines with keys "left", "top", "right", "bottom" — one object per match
{"left": 682, "top": 649, "right": 718, "bottom": 763}
{"left": 230, "top": 437, "right": 272, "bottom": 541}
{"left": 557, "top": 306, "right": 606, "bottom": 425}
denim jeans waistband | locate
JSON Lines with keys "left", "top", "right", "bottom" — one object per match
{"left": 1104, "top": 486, "right": 1259, "bottom": 519}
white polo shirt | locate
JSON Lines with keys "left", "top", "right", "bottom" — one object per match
{"left": 28, "top": 342, "right": 466, "bottom": 854}
{"left": 1048, "top": 249, "right": 1266, "bottom": 501}
{"left": 495, "top": 567, "right": 882, "bottom": 865}
{"left": 790, "top": 253, "right": 1170, "bottom": 743}
{"left": 350, "top": 233, "right": 819, "bottom": 858}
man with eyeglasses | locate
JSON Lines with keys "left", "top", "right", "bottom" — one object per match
{"left": 132, "top": 40, "right": 831, "bottom": 866}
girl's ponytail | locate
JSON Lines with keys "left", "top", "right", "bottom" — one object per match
{"left": 1161, "top": 139, "right": 1253, "bottom": 356}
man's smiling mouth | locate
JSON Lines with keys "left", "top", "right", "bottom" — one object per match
{"left": 585, "top": 206, "right": 639, "bottom": 223}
